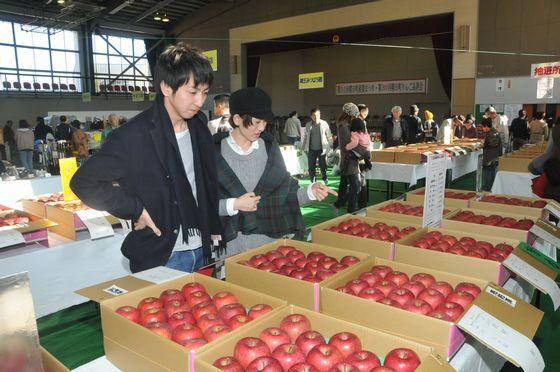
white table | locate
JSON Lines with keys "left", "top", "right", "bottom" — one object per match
{"left": 0, "top": 231, "right": 130, "bottom": 318}
{"left": 0, "top": 176, "right": 62, "bottom": 206}
{"left": 280, "top": 146, "right": 306, "bottom": 176}
{"left": 491, "top": 171, "right": 537, "bottom": 197}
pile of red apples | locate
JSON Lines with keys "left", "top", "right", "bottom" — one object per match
{"left": 115, "top": 282, "right": 273, "bottom": 349}
{"left": 479, "top": 195, "right": 546, "bottom": 208}
{"left": 415, "top": 190, "right": 477, "bottom": 200}
{"left": 378, "top": 202, "right": 450, "bottom": 217}
{"left": 411, "top": 231, "right": 513, "bottom": 261}
{"left": 451, "top": 211, "right": 534, "bottom": 230}
{"left": 239, "top": 245, "right": 361, "bottom": 283}
{"left": 0, "top": 213, "right": 29, "bottom": 226}
{"left": 213, "top": 313, "right": 421, "bottom": 372}
{"left": 336, "top": 265, "right": 481, "bottom": 322}
{"left": 325, "top": 219, "right": 417, "bottom": 242}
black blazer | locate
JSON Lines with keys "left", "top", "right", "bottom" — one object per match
{"left": 70, "top": 95, "right": 221, "bottom": 272}
{"left": 381, "top": 117, "right": 408, "bottom": 148}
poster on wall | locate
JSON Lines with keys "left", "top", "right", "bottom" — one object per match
{"left": 536, "top": 78, "right": 554, "bottom": 99}
{"left": 203, "top": 50, "right": 218, "bottom": 71}
{"left": 298, "top": 72, "right": 324, "bottom": 89}
{"left": 531, "top": 62, "right": 560, "bottom": 79}
{"left": 336, "top": 78, "right": 427, "bottom": 95}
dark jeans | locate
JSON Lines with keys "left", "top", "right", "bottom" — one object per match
{"left": 334, "top": 174, "right": 360, "bottom": 213}
{"left": 308, "top": 149, "right": 327, "bottom": 182}
{"left": 287, "top": 136, "right": 298, "bottom": 145}
{"left": 334, "top": 174, "right": 348, "bottom": 208}
{"left": 482, "top": 164, "right": 497, "bottom": 192}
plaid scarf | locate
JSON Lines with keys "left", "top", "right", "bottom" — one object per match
{"left": 215, "top": 132, "right": 305, "bottom": 242}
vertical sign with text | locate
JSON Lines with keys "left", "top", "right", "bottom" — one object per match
{"left": 423, "top": 153, "right": 447, "bottom": 227}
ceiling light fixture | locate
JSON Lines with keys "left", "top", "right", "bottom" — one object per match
{"left": 161, "top": 14, "right": 170, "bottom": 23}
{"left": 153, "top": 12, "right": 161, "bottom": 21}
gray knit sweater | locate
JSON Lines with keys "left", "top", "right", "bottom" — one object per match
{"left": 218, "top": 138, "right": 311, "bottom": 256}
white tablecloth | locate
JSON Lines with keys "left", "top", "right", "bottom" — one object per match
{"left": 450, "top": 150, "right": 481, "bottom": 181}
{"left": 0, "top": 176, "right": 62, "bottom": 206}
{"left": 0, "top": 231, "right": 130, "bottom": 318}
{"left": 280, "top": 146, "right": 306, "bottom": 176}
{"left": 491, "top": 171, "right": 537, "bottom": 197}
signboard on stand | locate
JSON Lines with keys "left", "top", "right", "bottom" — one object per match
{"left": 422, "top": 153, "right": 447, "bottom": 227}
{"left": 59, "top": 157, "right": 78, "bottom": 201}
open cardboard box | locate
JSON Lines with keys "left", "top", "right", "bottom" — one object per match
{"left": 195, "top": 305, "right": 453, "bottom": 372}
{"left": 41, "top": 346, "right": 70, "bottom": 372}
{"left": 406, "top": 187, "right": 479, "bottom": 209}
{"left": 311, "top": 214, "right": 421, "bottom": 258}
{"left": 470, "top": 193, "right": 549, "bottom": 218}
{"left": 365, "top": 200, "right": 457, "bottom": 225}
{"left": 498, "top": 155, "right": 533, "bottom": 173}
{"left": 88, "top": 273, "right": 286, "bottom": 372}
{"left": 394, "top": 226, "right": 519, "bottom": 284}
{"left": 225, "top": 239, "right": 370, "bottom": 310}
{"left": 0, "top": 208, "right": 57, "bottom": 248}
{"left": 371, "top": 149, "right": 396, "bottom": 163}
{"left": 394, "top": 151, "right": 430, "bottom": 164}
{"left": 442, "top": 208, "right": 536, "bottom": 242}
{"left": 321, "top": 257, "right": 543, "bottom": 364}
{"left": 45, "top": 202, "right": 120, "bottom": 240}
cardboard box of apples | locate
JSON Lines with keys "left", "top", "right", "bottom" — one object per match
{"left": 225, "top": 239, "right": 370, "bottom": 310}
{"left": 320, "top": 257, "right": 543, "bottom": 360}
{"left": 21, "top": 192, "right": 65, "bottom": 218}
{"left": 405, "top": 188, "right": 479, "bottom": 209}
{"left": 100, "top": 273, "right": 286, "bottom": 372}
{"left": 195, "top": 305, "right": 454, "bottom": 372}
{"left": 366, "top": 201, "right": 456, "bottom": 225}
{"left": 469, "top": 193, "right": 550, "bottom": 218}
{"left": 0, "top": 205, "right": 57, "bottom": 247}
{"left": 311, "top": 215, "right": 421, "bottom": 258}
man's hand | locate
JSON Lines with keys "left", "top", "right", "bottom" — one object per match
{"left": 134, "top": 208, "right": 161, "bottom": 236}
{"left": 311, "top": 182, "right": 338, "bottom": 201}
{"left": 234, "top": 192, "right": 261, "bottom": 212}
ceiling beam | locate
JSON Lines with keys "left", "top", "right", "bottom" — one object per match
{"left": 99, "top": 21, "right": 165, "bottom": 36}
{"left": 127, "top": 0, "right": 177, "bottom": 24}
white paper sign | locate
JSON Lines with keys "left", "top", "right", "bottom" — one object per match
{"left": 529, "top": 224, "right": 560, "bottom": 254}
{"left": 0, "top": 227, "right": 25, "bottom": 249}
{"left": 458, "top": 305, "right": 544, "bottom": 372}
{"left": 423, "top": 153, "right": 447, "bottom": 227}
{"left": 485, "top": 286, "right": 517, "bottom": 307}
{"left": 76, "top": 210, "right": 114, "bottom": 240}
{"left": 103, "top": 284, "right": 128, "bottom": 296}
{"left": 503, "top": 254, "right": 560, "bottom": 310}
{"left": 132, "top": 266, "right": 187, "bottom": 284}
{"left": 536, "top": 77, "right": 554, "bottom": 99}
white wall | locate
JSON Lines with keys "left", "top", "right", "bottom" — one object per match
{"left": 475, "top": 76, "right": 560, "bottom": 104}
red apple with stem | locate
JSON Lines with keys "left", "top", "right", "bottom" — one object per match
{"left": 280, "top": 314, "right": 312, "bottom": 342}
{"left": 260, "top": 327, "right": 292, "bottom": 352}
{"left": 429, "top": 281, "right": 453, "bottom": 298}
{"left": 186, "top": 291, "right": 212, "bottom": 308}
{"left": 204, "top": 324, "right": 232, "bottom": 342}
{"left": 403, "top": 299, "right": 432, "bottom": 315}
{"left": 192, "top": 300, "right": 218, "bottom": 321}
{"left": 181, "top": 282, "right": 206, "bottom": 298}
{"left": 373, "top": 280, "right": 398, "bottom": 297}
{"left": 218, "top": 303, "right": 246, "bottom": 322}
{"left": 168, "top": 311, "right": 196, "bottom": 329}
{"left": 359, "top": 272, "right": 382, "bottom": 287}
{"left": 272, "top": 343, "right": 306, "bottom": 371}
{"left": 435, "top": 302, "right": 464, "bottom": 321}
{"left": 358, "top": 288, "right": 385, "bottom": 302}
{"left": 417, "top": 289, "right": 445, "bottom": 310}
{"left": 145, "top": 322, "right": 172, "bottom": 339}
{"left": 246, "top": 356, "right": 283, "bottom": 372}
{"left": 455, "top": 282, "right": 481, "bottom": 298}
{"left": 345, "top": 350, "right": 381, "bottom": 371}
{"left": 160, "top": 289, "right": 184, "bottom": 304}
{"left": 370, "top": 265, "right": 393, "bottom": 278}
{"left": 410, "top": 273, "right": 436, "bottom": 288}
{"left": 401, "top": 281, "right": 426, "bottom": 297}
{"left": 137, "top": 297, "right": 164, "bottom": 313}
{"left": 213, "top": 356, "right": 244, "bottom": 372}
{"left": 329, "top": 332, "right": 362, "bottom": 358}
{"left": 197, "top": 313, "right": 225, "bottom": 332}
{"left": 341, "top": 256, "right": 360, "bottom": 266}
{"left": 346, "top": 280, "right": 369, "bottom": 295}
{"left": 165, "top": 300, "right": 189, "bottom": 318}
{"left": 296, "top": 330, "right": 326, "bottom": 356}
{"left": 248, "top": 304, "right": 273, "bottom": 320}
{"left": 115, "top": 306, "right": 140, "bottom": 323}
{"left": 384, "top": 348, "right": 421, "bottom": 372}
{"left": 213, "top": 291, "right": 238, "bottom": 310}
{"left": 140, "top": 307, "right": 167, "bottom": 326}
{"left": 172, "top": 323, "right": 203, "bottom": 343}
{"left": 388, "top": 289, "right": 415, "bottom": 307}
{"left": 307, "top": 344, "right": 345, "bottom": 371}
{"left": 234, "top": 337, "right": 271, "bottom": 368}
{"left": 228, "top": 314, "right": 252, "bottom": 330}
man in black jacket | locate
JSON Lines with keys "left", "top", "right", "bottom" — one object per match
{"left": 510, "top": 109, "right": 530, "bottom": 150}
{"left": 55, "top": 116, "right": 73, "bottom": 141}
{"left": 70, "top": 43, "right": 222, "bottom": 273}
{"left": 404, "top": 104, "right": 423, "bottom": 144}
{"left": 381, "top": 106, "right": 408, "bottom": 148}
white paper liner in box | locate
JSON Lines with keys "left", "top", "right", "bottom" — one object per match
{"left": 0, "top": 226, "right": 25, "bottom": 249}
{"left": 76, "top": 210, "right": 114, "bottom": 240}
{"left": 457, "top": 305, "right": 544, "bottom": 372}
{"left": 502, "top": 254, "right": 560, "bottom": 310}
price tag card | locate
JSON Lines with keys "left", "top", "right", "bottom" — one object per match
{"left": 76, "top": 210, "right": 114, "bottom": 240}
{"left": 423, "top": 153, "right": 447, "bottom": 227}
{"left": 132, "top": 266, "right": 187, "bottom": 284}
{"left": 102, "top": 284, "right": 128, "bottom": 296}
{"left": 0, "top": 226, "right": 25, "bottom": 249}
{"left": 458, "top": 305, "right": 544, "bottom": 372}
{"left": 503, "top": 254, "right": 560, "bottom": 310}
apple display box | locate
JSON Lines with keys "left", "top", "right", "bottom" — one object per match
{"left": 225, "top": 239, "right": 370, "bottom": 310}
{"left": 79, "top": 273, "right": 286, "bottom": 372}
{"left": 21, "top": 193, "right": 64, "bottom": 218}
{"left": 0, "top": 206, "right": 57, "bottom": 248}
{"left": 320, "top": 257, "right": 543, "bottom": 362}
{"left": 498, "top": 155, "right": 533, "bottom": 173}
{"left": 195, "top": 305, "right": 453, "bottom": 372}
{"left": 45, "top": 202, "right": 120, "bottom": 240}
{"left": 311, "top": 214, "right": 421, "bottom": 258}
{"left": 442, "top": 208, "right": 536, "bottom": 242}
{"left": 469, "top": 193, "right": 550, "bottom": 218}
{"left": 365, "top": 200, "right": 458, "bottom": 225}
{"left": 394, "top": 226, "right": 519, "bottom": 284}
{"left": 370, "top": 149, "right": 397, "bottom": 163}
{"left": 405, "top": 187, "right": 479, "bottom": 209}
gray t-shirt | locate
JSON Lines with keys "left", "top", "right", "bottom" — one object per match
{"left": 392, "top": 119, "right": 402, "bottom": 140}
{"left": 309, "top": 122, "right": 323, "bottom": 150}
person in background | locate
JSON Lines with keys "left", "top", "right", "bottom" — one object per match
{"left": 303, "top": 107, "right": 332, "bottom": 184}
{"left": 55, "top": 115, "right": 73, "bottom": 142}
{"left": 284, "top": 111, "right": 302, "bottom": 145}
{"left": 208, "top": 94, "right": 232, "bottom": 135}
{"left": 34, "top": 116, "right": 53, "bottom": 142}
{"left": 481, "top": 117, "right": 502, "bottom": 191}
{"left": 510, "top": 109, "right": 530, "bottom": 150}
{"left": 486, "top": 107, "right": 509, "bottom": 153}
{"left": 101, "top": 114, "right": 120, "bottom": 144}
{"left": 357, "top": 104, "right": 369, "bottom": 129}
{"left": 453, "top": 114, "right": 465, "bottom": 138}
{"left": 529, "top": 111, "right": 549, "bottom": 144}
{"left": 3, "top": 120, "right": 16, "bottom": 161}
{"left": 405, "top": 104, "right": 423, "bottom": 144}
{"left": 381, "top": 106, "right": 408, "bottom": 148}
{"left": 71, "top": 120, "right": 89, "bottom": 161}
{"left": 214, "top": 87, "right": 335, "bottom": 256}
{"left": 16, "top": 119, "right": 35, "bottom": 171}
{"left": 423, "top": 110, "right": 437, "bottom": 141}
{"left": 462, "top": 118, "right": 478, "bottom": 138}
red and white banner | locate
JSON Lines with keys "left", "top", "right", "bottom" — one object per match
{"left": 531, "top": 62, "right": 560, "bottom": 79}
{"left": 336, "top": 78, "right": 427, "bottom": 95}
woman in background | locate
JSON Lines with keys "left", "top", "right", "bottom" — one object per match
{"left": 423, "top": 110, "right": 437, "bottom": 141}
{"left": 529, "top": 112, "right": 549, "bottom": 144}
{"left": 16, "top": 119, "right": 35, "bottom": 171}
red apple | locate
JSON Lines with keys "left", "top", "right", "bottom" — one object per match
{"left": 272, "top": 256, "right": 291, "bottom": 269}
{"left": 248, "top": 304, "right": 273, "bottom": 320}
{"left": 198, "top": 313, "right": 225, "bottom": 332}
{"left": 204, "top": 324, "right": 232, "bottom": 342}
{"left": 192, "top": 300, "right": 218, "bottom": 321}
{"left": 417, "top": 289, "right": 445, "bottom": 310}
{"left": 435, "top": 302, "right": 464, "bottom": 321}
{"left": 258, "top": 261, "right": 277, "bottom": 272}
{"left": 329, "top": 332, "right": 362, "bottom": 359}
{"left": 290, "top": 268, "right": 313, "bottom": 280}
{"left": 345, "top": 350, "right": 381, "bottom": 371}
{"left": 288, "top": 363, "right": 320, "bottom": 372}
{"left": 428, "top": 311, "right": 453, "bottom": 322}
{"left": 272, "top": 343, "right": 306, "bottom": 371}
{"left": 359, "top": 272, "right": 382, "bottom": 287}
{"left": 296, "top": 330, "right": 326, "bottom": 356}
{"left": 441, "top": 235, "right": 458, "bottom": 246}
{"left": 277, "top": 245, "right": 297, "bottom": 256}
{"left": 181, "top": 282, "right": 206, "bottom": 298}
{"left": 288, "top": 250, "right": 306, "bottom": 263}
{"left": 377, "top": 298, "right": 402, "bottom": 308}
{"left": 401, "top": 281, "right": 426, "bottom": 297}
{"left": 403, "top": 299, "right": 432, "bottom": 315}
{"left": 307, "top": 344, "right": 345, "bottom": 371}
{"left": 250, "top": 254, "right": 269, "bottom": 267}
{"left": 295, "top": 258, "right": 311, "bottom": 269}
{"left": 280, "top": 314, "right": 312, "bottom": 342}
{"left": 213, "top": 291, "right": 239, "bottom": 310}
{"left": 447, "top": 291, "right": 475, "bottom": 310}
{"left": 145, "top": 322, "right": 172, "bottom": 339}
{"left": 186, "top": 291, "right": 212, "bottom": 308}
{"left": 140, "top": 307, "right": 167, "bottom": 326}
{"left": 329, "top": 362, "right": 359, "bottom": 371}
{"left": 168, "top": 311, "right": 196, "bottom": 329}
{"left": 317, "top": 269, "right": 336, "bottom": 281}
{"left": 410, "top": 273, "right": 436, "bottom": 289}
{"left": 373, "top": 280, "right": 398, "bottom": 297}
{"left": 228, "top": 314, "right": 252, "bottom": 330}
{"left": 495, "top": 243, "right": 513, "bottom": 253}
{"left": 455, "top": 282, "right": 481, "bottom": 298}
{"left": 137, "top": 297, "right": 164, "bottom": 313}
{"left": 115, "top": 306, "right": 140, "bottom": 323}
{"left": 234, "top": 337, "right": 271, "bottom": 368}
{"left": 413, "top": 240, "right": 430, "bottom": 249}
{"left": 214, "top": 356, "right": 244, "bottom": 372}
{"left": 341, "top": 256, "right": 360, "bottom": 266}
{"left": 487, "top": 253, "right": 505, "bottom": 262}
{"left": 261, "top": 327, "right": 292, "bottom": 352}
{"left": 178, "top": 337, "right": 207, "bottom": 350}
{"left": 165, "top": 300, "right": 189, "bottom": 318}
{"left": 346, "top": 280, "right": 369, "bottom": 295}
{"left": 281, "top": 263, "right": 298, "bottom": 276}
{"left": 172, "top": 323, "right": 203, "bottom": 343}
{"left": 429, "top": 281, "right": 453, "bottom": 298}
{"left": 307, "top": 252, "right": 327, "bottom": 262}
{"left": 336, "top": 286, "right": 353, "bottom": 294}
{"left": 305, "top": 262, "right": 322, "bottom": 276}
{"left": 246, "top": 356, "right": 283, "bottom": 372}
{"left": 447, "top": 245, "right": 466, "bottom": 255}
{"left": 388, "top": 289, "right": 415, "bottom": 307}
{"left": 160, "top": 289, "right": 184, "bottom": 304}
{"left": 330, "top": 263, "right": 349, "bottom": 273}
{"left": 218, "top": 303, "right": 246, "bottom": 322}
{"left": 384, "top": 348, "right": 421, "bottom": 372}
{"left": 370, "top": 265, "right": 393, "bottom": 278}
{"left": 459, "top": 237, "right": 476, "bottom": 246}
{"left": 318, "top": 256, "right": 338, "bottom": 270}
{"left": 266, "top": 250, "right": 283, "bottom": 262}
{"left": 358, "top": 288, "right": 385, "bottom": 302}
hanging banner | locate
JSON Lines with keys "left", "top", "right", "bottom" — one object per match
{"left": 203, "top": 50, "right": 218, "bottom": 71}
{"left": 59, "top": 157, "right": 78, "bottom": 201}
{"left": 298, "top": 72, "right": 324, "bottom": 90}
{"left": 131, "top": 91, "right": 145, "bottom": 102}
{"left": 336, "top": 78, "right": 427, "bottom": 95}
{"left": 531, "top": 62, "right": 560, "bottom": 79}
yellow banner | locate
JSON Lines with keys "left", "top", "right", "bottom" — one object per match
{"left": 204, "top": 50, "right": 218, "bottom": 71}
{"left": 59, "top": 157, "right": 78, "bottom": 201}
{"left": 298, "top": 72, "right": 324, "bottom": 90}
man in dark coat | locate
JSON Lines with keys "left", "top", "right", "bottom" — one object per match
{"left": 481, "top": 117, "right": 503, "bottom": 191}
{"left": 381, "top": 106, "right": 408, "bottom": 148}
{"left": 70, "top": 43, "right": 222, "bottom": 273}
{"left": 404, "top": 104, "right": 423, "bottom": 144}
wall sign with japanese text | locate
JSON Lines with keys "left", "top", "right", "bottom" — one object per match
{"left": 531, "top": 62, "right": 560, "bottom": 79}
{"left": 336, "top": 78, "right": 427, "bottom": 96}
{"left": 298, "top": 72, "right": 324, "bottom": 89}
